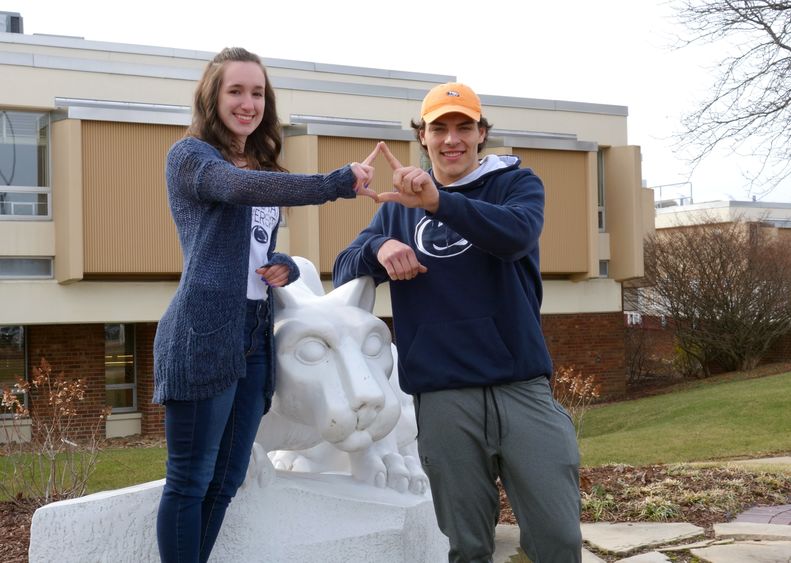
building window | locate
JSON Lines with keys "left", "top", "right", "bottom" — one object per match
{"left": 597, "top": 149, "right": 606, "bottom": 232}
{"left": 0, "top": 257, "right": 53, "bottom": 279}
{"left": 598, "top": 259, "right": 609, "bottom": 278}
{"left": 0, "top": 110, "right": 50, "bottom": 219}
{"left": 0, "top": 326, "right": 26, "bottom": 415}
{"left": 105, "top": 324, "right": 136, "bottom": 413}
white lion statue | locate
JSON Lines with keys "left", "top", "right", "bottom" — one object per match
{"left": 249, "top": 257, "right": 427, "bottom": 496}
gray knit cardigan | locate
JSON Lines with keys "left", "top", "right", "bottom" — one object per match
{"left": 153, "top": 136, "right": 357, "bottom": 403}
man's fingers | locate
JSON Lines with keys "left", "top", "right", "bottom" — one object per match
{"left": 377, "top": 191, "right": 400, "bottom": 203}
{"left": 362, "top": 142, "right": 381, "bottom": 166}
{"left": 378, "top": 141, "right": 403, "bottom": 170}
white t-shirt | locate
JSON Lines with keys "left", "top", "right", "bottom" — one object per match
{"left": 247, "top": 206, "right": 280, "bottom": 300}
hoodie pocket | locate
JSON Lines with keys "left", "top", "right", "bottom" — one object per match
{"left": 404, "top": 316, "right": 514, "bottom": 390}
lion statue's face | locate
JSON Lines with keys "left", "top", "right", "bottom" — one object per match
{"left": 271, "top": 266, "right": 400, "bottom": 452}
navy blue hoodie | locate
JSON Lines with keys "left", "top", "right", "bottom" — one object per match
{"left": 333, "top": 155, "right": 553, "bottom": 394}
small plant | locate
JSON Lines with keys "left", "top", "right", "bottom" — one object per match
{"left": 582, "top": 484, "right": 616, "bottom": 521}
{"left": 552, "top": 366, "right": 601, "bottom": 438}
{"left": 679, "top": 488, "right": 738, "bottom": 515}
{"left": 637, "top": 495, "right": 681, "bottom": 521}
{"left": 1, "top": 358, "right": 111, "bottom": 507}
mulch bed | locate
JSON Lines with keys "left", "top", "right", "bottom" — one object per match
{"left": 1, "top": 500, "right": 36, "bottom": 563}
{"left": 498, "top": 463, "right": 791, "bottom": 532}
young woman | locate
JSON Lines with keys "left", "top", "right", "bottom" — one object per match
{"left": 153, "top": 47, "right": 377, "bottom": 563}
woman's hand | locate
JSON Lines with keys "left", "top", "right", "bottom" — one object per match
{"left": 255, "top": 264, "right": 290, "bottom": 287}
{"left": 349, "top": 142, "right": 383, "bottom": 202}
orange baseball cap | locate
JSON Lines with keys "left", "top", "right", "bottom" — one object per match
{"left": 421, "top": 82, "right": 481, "bottom": 124}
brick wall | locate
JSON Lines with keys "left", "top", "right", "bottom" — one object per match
{"left": 542, "top": 312, "right": 626, "bottom": 399}
{"left": 27, "top": 324, "right": 107, "bottom": 442}
{"left": 136, "top": 323, "right": 164, "bottom": 436}
{"left": 25, "top": 323, "right": 166, "bottom": 440}
{"left": 25, "top": 312, "right": 639, "bottom": 437}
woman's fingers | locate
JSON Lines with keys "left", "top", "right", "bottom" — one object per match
{"left": 362, "top": 142, "right": 382, "bottom": 166}
{"left": 378, "top": 141, "right": 403, "bottom": 170}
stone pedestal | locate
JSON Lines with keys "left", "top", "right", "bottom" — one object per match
{"left": 29, "top": 471, "right": 447, "bottom": 563}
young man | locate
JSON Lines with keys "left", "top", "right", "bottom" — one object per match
{"left": 333, "top": 83, "right": 582, "bottom": 563}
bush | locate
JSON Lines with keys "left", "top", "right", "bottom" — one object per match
{"left": 552, "top": 366, "right": 601, "bottom": 439}
{"left": 1, "top": 358, "right": 110, "bottom": 506}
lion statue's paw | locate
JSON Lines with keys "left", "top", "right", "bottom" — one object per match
{"left": 347, "top": 442, "right": 428, "bottom": 495}
{"left": 241, "top": 442, "right": 276, "bottom": 490}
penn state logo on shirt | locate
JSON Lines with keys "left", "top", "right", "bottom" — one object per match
{"left": 252, "top": 225, "right": 269, "bottom": 244}
{"left": 414, "top": 216, "right": 472, "bottom": 258}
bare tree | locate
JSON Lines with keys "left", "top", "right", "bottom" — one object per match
{"left": 674, "top": 1, "right": 791, "bottom": 197}
{"left": 641, "top": 216, "right": 791, "bottom": 375}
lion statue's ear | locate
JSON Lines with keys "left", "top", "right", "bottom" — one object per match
{"left": 327, "top": 276, "right": 376, "bottom": 313}
{"left": 290, "top": 256, "right": 324, "bottom": 296}
{"left": 273, "top": 257, "right": 325, "bottom": 312}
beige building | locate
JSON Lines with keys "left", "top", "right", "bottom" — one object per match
{"left": 655, "top": 199, "right": 791, "bottom": 230}
{"left": 0, "top": 18, "right": 653, "bottom": 439}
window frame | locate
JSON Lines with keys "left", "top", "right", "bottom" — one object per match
{"left": 0, "top": 110, "right": 52, "bottom": 221}
{"left": 0, "top": 256, "right": 54, "bottom": 279}
{"left": 104, "top": 324, "right": 137, "bottom": 414}
{"left": 0, "top": 325, "right": 28, "bottom": 419}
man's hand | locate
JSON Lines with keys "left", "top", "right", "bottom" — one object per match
{"left": 377, "top": 142, "right": 440, "bottom": 213}
{"left": 349, "top": 143, "right": 382, "bottom": 202}
{"left": 377, "top": 239, "right": 428, "bottom": 281}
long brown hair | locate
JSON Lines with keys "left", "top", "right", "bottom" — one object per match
{"left": 187, "top": 47, "right": 286, "bottom": 172}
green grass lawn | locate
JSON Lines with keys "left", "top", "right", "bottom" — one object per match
{"left": 4, "top": 371, "right": 790, "bottom": 498}
{"left": 579, "top": 371, "right": 791, "bottom": 466}
{"left": 87, "top": 446, "right": 167, "bottom": 494}
{"left": 0, "top": 445, "right": 167, "bottom": 501}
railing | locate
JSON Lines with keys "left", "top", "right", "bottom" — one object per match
{"left": 0, "top": 189, "right": 50, "bottom": 218}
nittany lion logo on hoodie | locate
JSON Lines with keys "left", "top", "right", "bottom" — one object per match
{"left": 414, "top": 216, "right": 472, "bottom": 258}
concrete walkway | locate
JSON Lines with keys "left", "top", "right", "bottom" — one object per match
{"left": 494, "top": 520, "right": 791, "bottom": 562}
{"left": 492, "top": 457, "right": 791, "bottom": 562}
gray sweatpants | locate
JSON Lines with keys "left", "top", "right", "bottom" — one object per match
{"left": 415, "top": 377, "right": 582, "bottom": 563}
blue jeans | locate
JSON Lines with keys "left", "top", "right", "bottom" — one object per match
{"left": 157, "top": 299, "right": 271, "bottom": 563}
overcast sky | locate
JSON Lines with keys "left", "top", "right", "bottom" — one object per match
{"left": 9, "top": 0, "right": 791, "bottom": 204}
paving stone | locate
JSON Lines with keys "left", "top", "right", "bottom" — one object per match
{"left": 691, "top": 540, "right": 791, "bottom": 563}
{"left": 727, "top": 456, "right": 791, "bottom": 469}
{"left": 614, "top": 551, "right": 671, "bottom": 562}
{"left": 735, "top": 504, "right": 791, "bottom": 525}
{"left": 493, "top": 525, "right": 605, "bottom": 563}
{"left": 581, "top": 522, "right": 704, "bottom": 555}
{"left": 582, "top": 548, "right": 607, "bottom": 563}
{"left": 714, "top": 522, "right": 791, "bottom": 540}
{"left": 658, "top": 538, "right": 727, "bottom": 551}
{"left": 493, "top": 525, "right": 521, "bottom": 563}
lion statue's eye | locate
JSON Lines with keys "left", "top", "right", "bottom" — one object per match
{"left": 295, "top": 338, "right": 329, "bottom": 364}
{"left": 362, "top": 332, "right": 384, "bottom": 357}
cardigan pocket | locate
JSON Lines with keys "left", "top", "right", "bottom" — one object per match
{"left": 186, "top": 321, "right": 235, "bottom": 387}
